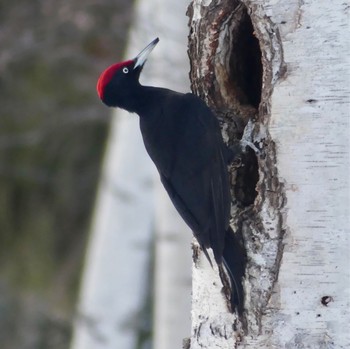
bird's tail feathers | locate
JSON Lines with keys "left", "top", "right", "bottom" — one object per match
{"left": 222, "top": 227, "right": 246, "bottom": 314}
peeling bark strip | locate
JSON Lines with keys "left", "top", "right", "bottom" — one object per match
{"left": 187, "top": 0, "right": 286, "bottom": 346}
{"left": 188, "top": 0, "right": 350, "bottom": 348}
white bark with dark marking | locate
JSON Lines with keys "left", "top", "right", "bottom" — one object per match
{"left": 262, "top": 0, "right": 350, "bottom": 347}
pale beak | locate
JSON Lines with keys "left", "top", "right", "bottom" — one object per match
{"left": 134, "top": 37, "right": 159, "bottom": 69}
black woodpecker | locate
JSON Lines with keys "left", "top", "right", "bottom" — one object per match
{"left": 97, "top": 38, "right": 246, "bottom": 313}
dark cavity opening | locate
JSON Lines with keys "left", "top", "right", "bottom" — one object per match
{"left": 229, "top": 7, "right": 262, "bottom": 109}
{"left": 226, "top": 5, "right": 261, "bottom": 206}
{"left": 234, "top": 147, "right": 259, "bottom": 207}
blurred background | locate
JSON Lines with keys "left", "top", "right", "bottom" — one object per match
{"left": 0, "top": 0, "right": 131, "bottom": 347}
{"left": 0, "top": 1, "right": 191, "bottom": 348}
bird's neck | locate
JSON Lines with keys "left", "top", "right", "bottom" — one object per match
{"left": 122, "top": 85, "right": 165, "bottom": 116}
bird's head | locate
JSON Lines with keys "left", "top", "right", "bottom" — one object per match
{"left": 97, "top": 37, "right": 159, "bottom": 108}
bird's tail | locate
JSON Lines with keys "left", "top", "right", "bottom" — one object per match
{"left": 222, "top": 227, "right": 247, "bottom": 315}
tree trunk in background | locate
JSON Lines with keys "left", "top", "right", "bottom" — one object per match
{"left": 187, "top": 0, "right": 350, "bottom": 348}
{"left": 70, "top": 1, "right": 191, "bottom": 349}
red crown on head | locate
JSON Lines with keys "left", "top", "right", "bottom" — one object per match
{"left": 97, "top": 60, "right": 133, "bottom": 99}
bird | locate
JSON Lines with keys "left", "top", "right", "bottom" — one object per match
{"left": 97, "top": 37, "right": 246, "bottom": 313}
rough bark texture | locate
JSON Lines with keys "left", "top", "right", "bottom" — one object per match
{"left": 188, "top": 0, "right": 349, "bottom": 348}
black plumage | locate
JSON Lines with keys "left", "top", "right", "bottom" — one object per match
{"left": 97, "top": 38, "right": 246, "bottom": 313}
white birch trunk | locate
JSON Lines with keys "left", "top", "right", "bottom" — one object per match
{"left": 261, "top": 0, "right": 350, "bottom": 347}
{"left": 188, "top": 0, "right": 350, "bottom": 348}
{"left": 71, "top": 1, "right": 191, "bottom": 349}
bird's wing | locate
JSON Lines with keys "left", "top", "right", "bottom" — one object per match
{"left": 160, "top": 172, "right": 213, "bottom": 264}
{"left": 160, "top": 148, "right": 228, "bottom": 263}
{"left": 158, "top": 94, "right": 231, "bottom": 263}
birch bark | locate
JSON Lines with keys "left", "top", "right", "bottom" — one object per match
{"left": 188, "top": 1, "right": 350, "bottom": 348}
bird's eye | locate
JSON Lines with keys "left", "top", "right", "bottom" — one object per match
{"left": 122, "top": 67, "right": 129, "bottom": 74}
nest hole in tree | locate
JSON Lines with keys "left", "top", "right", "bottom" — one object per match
{"left": 229, "top": 5, "right": 262, "bottom": 109}
{"left": 229, "top": 4, "right": 262, "bottom": 207}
